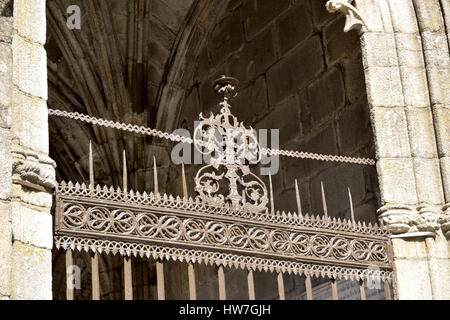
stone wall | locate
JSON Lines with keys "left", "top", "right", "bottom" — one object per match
{"left": 173, "top": 0, "right": 379, "bottom": 224}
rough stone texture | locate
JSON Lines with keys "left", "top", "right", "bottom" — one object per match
{"left": 371, "top": 107, "right": 411, "bottom": 158}
{"left": 11, "top": 88, "right": 48, "bottom": 153}
{"left": 0, "top": 1, "right": 12, "bottom": 300}
{"left": 377, "top": 158, "right": 418, "bottom": 205}
{"left": 267, "top": 35, "right": 324, "bottom": 106}
{"left": 364, "top": 67, "right": 404, "bottom": 108}
{"left": 11, "top": 202, "right": 52, "bottom": 249}
{"left": 13, "top": 0, "right": 46, "bottom": 45}
{"left": 0, "top": 201, "right": 11, "bottom": 297}
{"left": 10, "top": 242, "right": 52, "bottom": 300}
{"left": 12, "top": 35, "right": 47, "bottom": 100}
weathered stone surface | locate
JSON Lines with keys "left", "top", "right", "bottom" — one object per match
{"left": 377, "top": 158, "right": 418, "bottom": 205}
{"left": 427, "top": 256, "right": 450, "bottom": 300}
{"left": 0, "top": 201, "right": 11, "bottom": 297}
{"left": 10, "top": 242, "right": 51, "bottom": 299}
{"left": 241, "top": 0, "right": 290, "bottom": 39}
{"left": 337, "top": 101, "right": 371, "bottom": 155}
{"left": 11, "top": 88, "right": 48, "bottom": 153}
{"left": 392, "top": 238, "right": 428, "bottom": 259}
{"left": 405, "top": 107, "right": 438, "bottom": 158}
{"left": 426, "top": 66, "right": 450, "bottom": 105}
{"left": 277, "top": 1, "right": 313, "bottom": 55}
{"left": 13, "top": 0, "right": 46, "bottom": 45}
{"left": 267, "top": 35, "right": 324, "bottom": 106}
{"left": 394, "top": 259, "right": 432, "bottom": 299}
{"left": 0, "top": 41, "right": 11, "bottom": 128}
{"left": 11, "top": 202, "right": 52, "bottom": 249}
{"left": 323, "top": 15, "right": 360, "bottom": 66}
{"left": 0, "top": 128, "right": 11, "bottom": 201}
{"left": 413, "top": 0, "right": 445, "bottom": 32}
{"left": 371, "top": 107, "right": 410, "bottom": 158}
{"left": 365, "top": 67, "right": 404, "bottom": 107}
{"left": 209, "top": 10, "right": 244, "bottom": 63}
{"left": 228, "top": 29, "right": 276, "bottom": 85}
{"left": 307, "top": 68, "right": 345, "bottom": 123}
{"left": 400, "top": 67, "right": 430, "bottom": 107}
{"left": 360, "top": 33, "right": 397, "bottom": 68}
{"left": 440, "top": 157, "right": 450, "bottom": 200}
{"left": 413, "top": 158, "right": 444, "bottom": 205}
{"left": 395, "top": 33, "right": 425, "bottom": 68}
{"left": 389, "top": 0, "right": 419, "bottom": 33}
{"left": 12, "top": 35, "right": 47, "bottom": 100}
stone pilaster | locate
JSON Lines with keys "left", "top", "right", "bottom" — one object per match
{"left": 9, "top": 0, "right": 55, "bottom": 299}
{"left": 352, "top": 0, "right": 449, "bottom": 299}
{"left": 0, "top": 0, "right": 13, "bottom": 300}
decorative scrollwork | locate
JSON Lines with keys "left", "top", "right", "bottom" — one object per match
{"left": 58, "top": 200, "right": 391, "bottom": 267}
{"left": 55, "top": 235, "right": 393, "bottom": 282}
{"left": 194, "top": 76, "right": 268, "bottom": 213}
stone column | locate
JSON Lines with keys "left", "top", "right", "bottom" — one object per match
{"left": 0, "top": 0, "right": 13, "bottom": 300}
{"left": 9, "top": 0, "right": 55, "bottom": 299}
{"left": 345, "top": 0, "right": 450, "bottom": 299}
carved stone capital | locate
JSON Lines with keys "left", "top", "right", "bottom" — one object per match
{"left": 377, "top": 204, "right": 417, "bottom": 234}
{"left": 326, "top": 0, "right": 368, "bottom": 32}
{"left": 440, "top": 203, "right": 450, "bottom": 238}
{"left": 11, "top": 145, "right": 56, "bottom": 190}
{"left": 378, "top": 203, "right": 449, "bottom": 236}
{"left": 413, "top": 204, "right": 443, "bottom": 233}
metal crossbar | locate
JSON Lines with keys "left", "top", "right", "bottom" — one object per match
{"left": 48, "top": 108, "right": 376, "bottom": 166}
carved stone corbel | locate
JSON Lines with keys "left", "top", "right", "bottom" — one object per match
{"left": 326, "top": 0, "right": 368, "bottom": 32}
{"left": 11, "top": 145, "right": 56, "bottom": 191}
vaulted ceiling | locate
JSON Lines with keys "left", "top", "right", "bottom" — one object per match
{"left": 46, "top": 0, "right": 232, "bottom": 188}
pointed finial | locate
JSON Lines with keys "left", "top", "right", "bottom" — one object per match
{"left": 295, "top": 179, "right": 302, "bottom": 215}
{"left": 348, "top": 187, "right": 355, "bottom": 224}
{"left": 153, "top": 156, "right": 159, "bottom": 194}
{"left": 89, "top": 141, "right": 94, "bottom": 189}
{"left": 123, "top": 150, "right": 127, "bottom": 192}
{"left": 269, "top": 172, "right": 275, "bottom": 214}
{"left": 181, "top": 163, "right": 188, "bottom": 199}
{"left": 321, "top": 181, "right": 328, "bottom": 218}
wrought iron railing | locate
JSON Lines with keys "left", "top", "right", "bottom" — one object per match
{"left": 53, "top": 76, "right": 393, "bottom": 300}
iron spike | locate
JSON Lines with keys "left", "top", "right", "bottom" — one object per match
{"left": 269, "top": 172, "right": 275, "bottom": 215}
{"left": 89, "top": 141, "right": 94, "bottom": 190}
{"left": 294, "top": 179, "right": 302, "bottom": 216}
{"left": 153, "top": 156, "right": 159, "bottom": 194}
{"left": 123, "top": 150, "right": 128, "bottom": 192}
{"left": 321, "top": 181, "right": 328, "bottom": 218}
{"left": 181, "top": 162, "right": 188, "bottom": 199}
{"left": 348, "top": 187, "right": 356, "bottom": 225}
